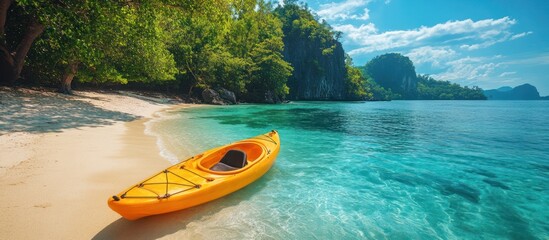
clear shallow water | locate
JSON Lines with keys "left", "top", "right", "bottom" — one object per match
{"left": 147, "top": 101, "right": 549, "bottom": 239}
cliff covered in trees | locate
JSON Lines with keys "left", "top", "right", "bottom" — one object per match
{"left": 275, "top": 4, "right": 347, "bottom": 100}
{"left": 364, "top": 53, "right": 418, "bottom": 99}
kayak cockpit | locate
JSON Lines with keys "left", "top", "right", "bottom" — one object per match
{"left": 210, "top": 150, "right": 247, "bottom": 171}
{"left": 198, "top": 142, "right": 265, "bottom": 174}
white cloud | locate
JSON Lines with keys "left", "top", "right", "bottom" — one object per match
{"left": 459, "top": 32, "right": 511, "bottom": 51}
{"left": 341, "top": 17, "right": 517, "bottom": 55}
{"left": 510, "top": 31, "right": 533, "bottom": 40}
{"left": 317, "top": 0, "right": 371, "bottom": 21}
{"left": 333, "top": 23, "right": 377, "bottom": 41}
{"left": 499, "top": 71, "right": 516, "bottom": 77}
{"left": 431, "top": 57, "right": 501, "bottom": 82}
{"left": 406, "top": 46, "right": 456, "bottom": 67}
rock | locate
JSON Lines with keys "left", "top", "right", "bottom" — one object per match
{"left": 217, "top": 88, "right": 237, "bottom": 104}
{"left": 264, "top": 90, "right": 281, "bottom": 104}
{"left": 282, "top": 24, "right": 348, "bottom": 100}
{"left": 201, "top": 89, "right": 226, "bottom": 105}
{"left": 283, "top": 39, "right": 347, "bottom": 100}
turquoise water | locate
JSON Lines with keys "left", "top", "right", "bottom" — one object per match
{"left": 147, "top": 101, "right": 549, "bottom": 239}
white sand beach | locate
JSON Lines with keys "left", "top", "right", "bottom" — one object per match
{"left": 0, "top": 88, "right": 193, "bottom": 239}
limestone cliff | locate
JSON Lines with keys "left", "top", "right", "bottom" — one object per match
{"left": 276, "top": 3, "right": 349, "bottom": 101}
{"left": 282, "top": 38, "right": 347, "bottom": 100}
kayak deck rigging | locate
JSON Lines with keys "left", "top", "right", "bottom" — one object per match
{"left": 115, "top": 163, "right": 215, "bottom": 200}
{"left": 108, "top": 130, "right": 280, "bottom": 220}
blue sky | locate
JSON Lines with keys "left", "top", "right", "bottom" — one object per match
{"left": 291, "top": 0, "right": 549, "bottom": 95}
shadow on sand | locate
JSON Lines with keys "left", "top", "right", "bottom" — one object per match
{"left": 0, "top": 91, "right": 137, "bottom": 134}
{"left": 93, "top": 176, "right": 270, "bottom": 240}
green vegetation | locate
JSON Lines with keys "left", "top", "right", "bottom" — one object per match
{"left": 0, "top": 1, "right": 485, "bottom": 102}
{"left": 3, "top": 1, "right": 177, "bottom": 94}
{"left": 345, "top": 56, "right": 370, "bottom": 100}
{"left": 417, "top": 75, "right": 486, "bottom": 100}
{"left": 1, "top": 0, "right": 293, "bottom": 102}
{"left": 360, "top": 53, "right": 486, "bottom": 100}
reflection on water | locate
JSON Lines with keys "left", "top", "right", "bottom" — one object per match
{"left": 144, "top": 101, "right": 549, "bottom": 239}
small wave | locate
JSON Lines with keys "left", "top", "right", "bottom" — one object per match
{"left": 144, "top": 113, "right": 182, "bottom": 165}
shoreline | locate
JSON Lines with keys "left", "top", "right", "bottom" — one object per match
{"left": 143, "top": 104, "right": 210, "bottom": 165}
{"left": 0, "top": 88, "right": 195, "bottom": 239}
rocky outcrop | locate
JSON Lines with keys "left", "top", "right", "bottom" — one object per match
{"left": 401, "top": 75, "right": 417, "bottom": 94}
{"left": 202, "top": 89, "right": 225, "bottom": 105}
{"left": 484, "top": 84, "right": 543, "bottom": 100}
{"left": 364, "top": 53, "right": 418, "bottom": 99}
{"left": 217, "top": 88, "right": 236, "bottom": 104}
{"left": 282, "top": 39, "right": 347, "bottom": 100}
{"left": 264, "top": 90, "right": 281, "bottom": 104}
{"left": 201, "top": 88, "right": 237, "bottom": 105}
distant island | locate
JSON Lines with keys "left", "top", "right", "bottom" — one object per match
{"left": 484, "top": 84, "right": 549, "bottom": 100}
{"left": 356, "top": 53, "right": 486, "bottom": 101}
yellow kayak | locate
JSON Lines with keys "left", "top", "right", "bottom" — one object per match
{"left": 108, "top": 130, "right": 280, "bottom": 220}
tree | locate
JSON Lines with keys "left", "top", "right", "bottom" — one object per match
{"left": 416, "top": 74, "right": 486, "bottom": 100}
{"left": 247, "top": 37, "right": 292, "bottom": 102}
{"left": 0, "top": 0, "right": 44, "bottom": 85}
{"left": 166, "top": 0, "right": 232, "bottom": 96}
{"left": 37, "top": 1, "right": 177, "bottom": 94}
{"left": 245, "top": 1, "right": 292, "bottom": 102}
{"left": 344, "top": 54, "right": 370, "bottom": 100}
{"left": 2, "top": 0, "right": 178, "bottom": 93}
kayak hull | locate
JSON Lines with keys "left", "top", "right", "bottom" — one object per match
{"left": 108, "top": 131, "right": 280, "bottom": 220}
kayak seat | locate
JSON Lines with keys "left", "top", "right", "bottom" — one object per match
{"left": 210, "top": 150, "right": 247, "bottom": 171}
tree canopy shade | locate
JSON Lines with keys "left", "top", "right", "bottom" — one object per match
{"left": 1, "top": 0, "right": 293, "bottom": 101}
{"left": 1, "top": 0, "right": 180, "bottom": 93}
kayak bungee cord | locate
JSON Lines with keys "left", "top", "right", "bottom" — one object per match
{"left": 116, "top": 169, "right": 203, "bottom": 200}
{"left": 180, "top": 165, "right": 214, "bottom": 182}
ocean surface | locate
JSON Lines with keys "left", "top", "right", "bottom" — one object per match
{"left": 145, "top": 101, "right": 549, "bottom": 239}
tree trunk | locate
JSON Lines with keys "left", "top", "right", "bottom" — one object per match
{"left": 185, "top": 59, "right": 199, "bottom": 96}
{"left": 59, "top": 62, "right": 78, "bottom": 94}
{"left": 0, "top": 0, "right": 13, "bottom": 84}
{"left": 0, "top": 44, "right": 14, "bottom": 84}
{"left": 12, "top": 19, "right": 44, "bottom": 81}
{"left": 0, "top": 0, "right": 13, "bottom": 42}
{"left": 0, "top": 0, "right": 44, "bottom": 85}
